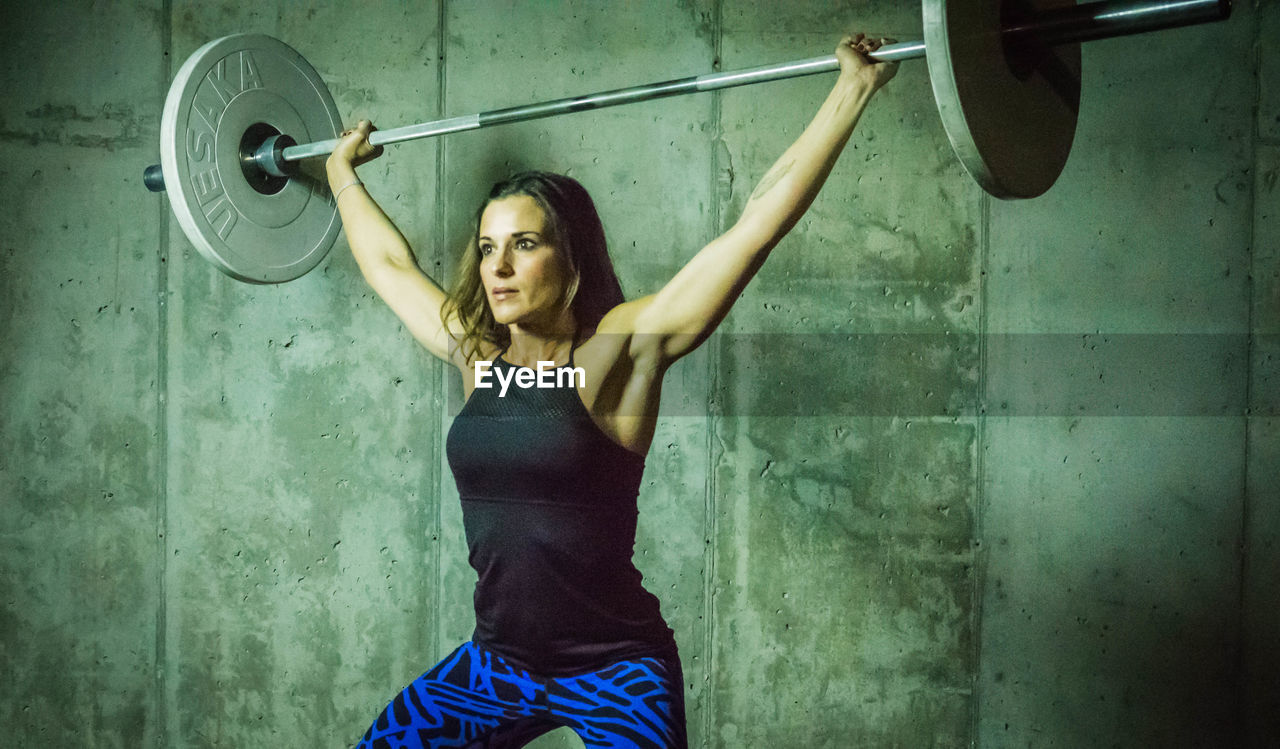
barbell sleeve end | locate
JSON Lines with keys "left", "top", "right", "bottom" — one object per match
{"left": 144, "top": 163, "right": 166, "bottom": 192}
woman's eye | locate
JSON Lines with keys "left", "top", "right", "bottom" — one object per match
{"left": 518, "top": 239, "right": 535, "bottom": 249}
{"left": 479, "top": 245, "right": 492, "bottom": 256}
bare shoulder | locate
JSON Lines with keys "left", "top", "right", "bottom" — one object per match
{"left": 575, "top": 308, "right": 667, "bottom": 449}
{"left": 589, "top": 295, "right": 666, "bottom": 366}
{"left": 595, "top": 294, "right": 655, "bottom": 333}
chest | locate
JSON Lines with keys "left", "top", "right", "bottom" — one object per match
{"left": 458, "top": 340, "right": 664, "bottom": 454}
{"left": 447, "top": 382, "right": 646, "bottom": 502}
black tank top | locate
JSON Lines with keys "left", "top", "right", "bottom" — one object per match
{"left": 445, "top": 348, "right": 676, "bottom": 675}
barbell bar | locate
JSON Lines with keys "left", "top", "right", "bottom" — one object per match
{"left": 145, "top": 0, "right": 1232, "bottom": 283}
{"left": 284, "top": 0, "right": 1233, "bottom": 167}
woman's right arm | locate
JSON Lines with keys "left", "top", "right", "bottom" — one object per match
{"left": 326, "top": 120, "right": 459, "bottom": 364}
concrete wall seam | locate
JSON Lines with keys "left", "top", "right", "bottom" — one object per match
{"left": 1234, "top": 8, "right": 1260, "bottom": 740}
{"left": 701, "top": 3, "right": 723, "bottom": 745}
{"left": 431, "top": 0, "right": 451, "bottom": 677}
{"left": 971, "top": 185, "right": 992, "bottom": 747}
{"left": 155, "top": 2, "right": 172, "bottom": 747}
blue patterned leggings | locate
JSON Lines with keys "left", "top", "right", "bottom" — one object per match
{"left": 355, "top": 642, "right": 687, "bottom": 749}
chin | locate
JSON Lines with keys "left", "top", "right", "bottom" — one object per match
{"left": 488, "top": 304, "right": 514, "bottom": 322}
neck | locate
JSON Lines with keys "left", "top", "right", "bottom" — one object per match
{"left": 504, "top": 313, "right": 577, "bottom": 367}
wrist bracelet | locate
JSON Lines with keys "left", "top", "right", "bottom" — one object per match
{"left": 333, "top": 179, "right": 363, "bottom": 200}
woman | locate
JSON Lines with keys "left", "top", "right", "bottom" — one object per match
{"left": 330, "top": 33, "right": 896, "bottom": 749}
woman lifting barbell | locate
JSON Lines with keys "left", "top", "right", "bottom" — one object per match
{"left": 326, "top": 32, "right": 896, "bottom": 749}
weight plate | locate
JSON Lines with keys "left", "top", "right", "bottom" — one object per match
{"left": 924, "top": 0, "right": 1081, "bottom": 199}
{"left": 159, "top": 34, "right": 342, "bottom": 283}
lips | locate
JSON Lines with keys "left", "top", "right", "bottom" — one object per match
{"left": 491, "top": 287, "right": 517, "bottom": 300}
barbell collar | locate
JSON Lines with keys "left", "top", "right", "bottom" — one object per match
{"left": 250, "top": 133, "right": 298, "bottom": 178}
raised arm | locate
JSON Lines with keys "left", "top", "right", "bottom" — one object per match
{"left": 326, "top": 121, "right": 460, "bottom": 363}
{"left": 619, "top": 34, "right": 898, "bottom": 362}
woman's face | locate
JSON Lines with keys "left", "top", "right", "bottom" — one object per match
{"left": 477, "top": 195, "right": 571, "bottom": 328}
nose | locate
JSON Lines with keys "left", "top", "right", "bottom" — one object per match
{"left": 486, "top": 247, "right": 514, "bottom": 277}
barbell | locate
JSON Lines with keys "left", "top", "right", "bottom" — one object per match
{"left": 144, "top": 0, "right": 1232, "bottom": 284}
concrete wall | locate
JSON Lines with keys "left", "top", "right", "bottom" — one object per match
{"left": 1, "top": 2, "right": 164, "bottom": 745}
{"left": 978, "top": 7, "right": 1258, "bottom": 746}
{"left": 0, "top": 1, "right": 1271, "bottom": 747}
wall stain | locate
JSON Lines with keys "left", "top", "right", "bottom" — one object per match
{"left": 1, "top": 103, "right": 143, "bottom": 151}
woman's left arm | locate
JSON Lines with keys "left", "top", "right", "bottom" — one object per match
{"left": 615, "top": 34, "right": 898, "bottom": 363}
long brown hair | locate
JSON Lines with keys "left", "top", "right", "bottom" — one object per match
{"left": 442, "top": 172, "right": 624, "bottom": 362}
